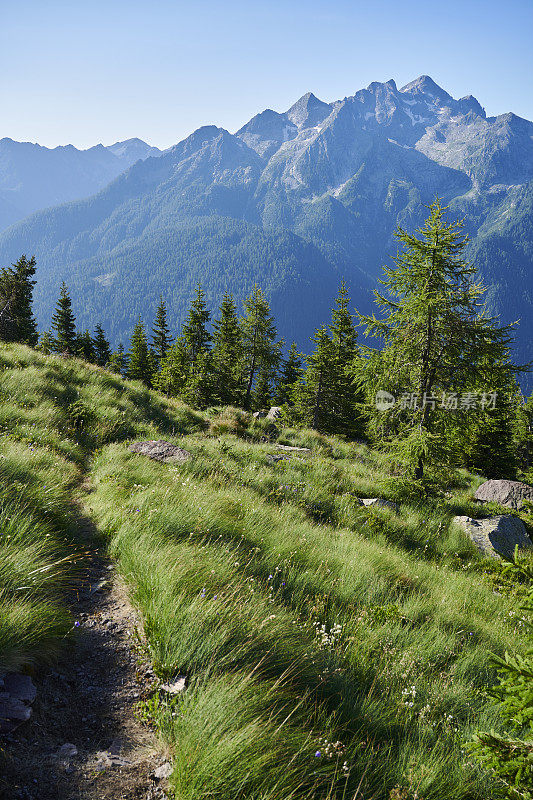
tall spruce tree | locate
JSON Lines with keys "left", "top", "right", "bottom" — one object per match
{"left": 240, "top": 287, "right": 282, "bottom": 410}
{"left": 51, "top": 283, "right": 76, "bottom": 354}
{"left": 0, "top": 255, "right": 38, "bottom": 345}
{"left": 211, "top": 291, "right": 243, "bottom": 405}
{"left": 158, "top": 285, "right": 212, "bottom": 402}
{"left": 127, "top": 320, "right": 153, "bottom": 386}
{"left": 327, "top": 282, "right": 363, "bottom": 436}
{"left": 359, "top": 199, "right": 518, "bottom": 480}
{"left": 93, "top": 324, "right": 112, "bottom": 367}
{"left": 275, "top": 342, "right": 302, "bottom": 405}
{"left": 151, "top": 297, "right": 173, "bottom": 367}
{"left": 292, "top": 327, "right": 336, "bottom": 430}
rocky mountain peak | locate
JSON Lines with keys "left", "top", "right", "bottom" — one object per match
{"left": 400, "top": 75, "right": 452, "bottom": 104}
{"left": 286, "top": 92, "right": 332, "bottom": 128}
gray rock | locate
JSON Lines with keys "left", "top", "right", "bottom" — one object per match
{"left": 454, "top": 515, "right": 533, "bottom": 559}
{"left": 130, "top": 440, "right": 191, "bottom": 463}
{"left": 266, "top": 454, "right": 291, "bottom": 464}
{"left": 275, "top": 445, "right": 311, "bottom": 453}
{"left": 266, "top": 406, "right": 283, "bottom": 420}
{"left": 160, "top": 675, "right": 186, "bottom": 694}
{"left": 252, "top": 411, "right": 267, "bottom": 419}
{"left": 361, "top": 498, "right": 399, "bottom": 512}
{"left": 474, "top": 479, "right": 533, "bottom": 511}
{"left": 2, "top": 673, "right": 36, "bottom": 704}
{"left": 154, "top": 762, "right": 173, "bottom": 780}
{"left": 57, "top": 743, "right": 78, "bottom": 762}
{"left": 0, "top": 673, "right": 36, "bottom": 734}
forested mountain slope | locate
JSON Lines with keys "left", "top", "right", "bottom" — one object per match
{"left": 0, "top": 76, "right": 531, "bottom": 369}
{"left": 0, "top": 137, "right": 161, "bottom": 230}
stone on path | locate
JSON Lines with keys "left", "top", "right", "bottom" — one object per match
{"left": 454, "top": 514, "right": 533, "bottom": 559}
{"left": 160, "top": 675, "right": 186, "bottom": 694}
{"left": 0, "top": 673, "right": 36, "bottom": 734}
{"left": 474, "top": 479, "right": 533, "bottom": 511}
{"left": 129, "top": 441, "right": 191, "bottom": 463}
{"left": 153, "top": 762, "right": 172, "bottom": 780}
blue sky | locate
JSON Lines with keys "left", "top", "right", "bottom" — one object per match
{"left": 2, "top": 0, "right": 532, "bottom": 150}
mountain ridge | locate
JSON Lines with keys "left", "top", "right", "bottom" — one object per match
{"left": 0, "top": 76, "right": 531, "bottom": 386}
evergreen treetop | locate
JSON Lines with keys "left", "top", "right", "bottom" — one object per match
{"left": 51, "top": 282, "right": 77, "bottom": 354}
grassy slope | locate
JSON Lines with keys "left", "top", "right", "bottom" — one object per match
{"left": 1, "top": 343, "right": 530, "bottom": 799}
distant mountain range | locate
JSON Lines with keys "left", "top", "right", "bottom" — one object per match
{"left": 0, "top": 76, "right": 531, "bottom": 385}
{"left": 0, "top": 137, "right": 161, "bottom": 229}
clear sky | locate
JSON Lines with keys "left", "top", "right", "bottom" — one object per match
{"left": 2, "top": 0, "right": 532, "bottom": 150}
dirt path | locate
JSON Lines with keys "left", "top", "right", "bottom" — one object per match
{"left": 0, "top": 531, "right": 170, "bottom": 799}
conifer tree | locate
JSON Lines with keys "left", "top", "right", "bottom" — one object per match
{"left": 292, "top": 327, "right": 336, "bottom": 430}
{"left": 240, "top": 287, "right": 282, "bottom": 410}
{"left": 109, "top": 343, "right": 128, "bottom": 376}
{"left": 211, "top": 291, "right": 243, "bottom": 405}
{"left": 151, "top": 297, "right": 173, "bottom": 366}
{"left": 0, "top": 255, "right": 38, "bottom": 345}
{"left": 359, "top": 199, "right": 517, "bottom": 480}
{"left": 253, "top": 368, "right": 272, "bottom": 411}
{"left": 93, "top": 324, "right": 112, "bottom": 367}
{"left": 158, "top": 285, "right": 212, "bottom": 401}
{"left": 51, "top": 283, "right": 76, "bottom": 354}
{"left": 76, "top": 329, "right": 96, "bottom": 363}
{"left": 181, "top": 284, "right": 211, "bottom": 362}
{"left": 275, "top": 342, "right": 302, "bottom": 405}
{"left": 328, "top": 282, "right": 364, "bottom": 436}
{"left": 37, "top": 329, "right": 54, "bottom": 355}
{"left": 127, "top": 320, "right": 153, "bottom": 386}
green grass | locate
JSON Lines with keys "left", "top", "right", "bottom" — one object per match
{"left": 0, "top": 343, "right": 205, "bottom": 670}
{"left": 89, "top": 437, "right": 529, "bottom": 799}
{"left": 1, "top": 343, "right": 531, "bottom": 799}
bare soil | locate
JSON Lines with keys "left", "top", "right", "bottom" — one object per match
{"left": 0, "top": 553, "right": 170, "bottom": 800}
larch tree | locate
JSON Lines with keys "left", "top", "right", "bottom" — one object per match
{"left": 359, "top": 199, "right": 518, "bottom": 480}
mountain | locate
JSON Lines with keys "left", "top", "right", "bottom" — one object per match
{"left": 0, "top": 76, "right": 531, "bottom": 382}
{"left": 0, "top": 137, "right": 162, "bottom": 230}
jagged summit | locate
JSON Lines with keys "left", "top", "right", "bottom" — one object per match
{"left": 400, "top": 75, "right": 452, "bottom": 102}
{"left": 286, "top": 91, "right": 332, "bottom": 128}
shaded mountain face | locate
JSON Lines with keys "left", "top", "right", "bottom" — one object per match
{"left": 0, "top": 137, "right": 162, "bottom": 230}
{"left": 0, "top": 76, "right": 531, "bottom": 385}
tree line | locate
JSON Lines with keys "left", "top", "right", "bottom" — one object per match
{"left": 1, "top": 201, "right": 532, "bottom": 483}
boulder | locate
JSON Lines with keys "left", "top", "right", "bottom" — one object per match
{"left": 474, "top": 479, "right": 533, "bottom": 511}
{"left": 252, "top": 410, "right": 268, "bottom": 419}
{"left": 454, "top": 515, "right": 533, "bottom": 559}
{"left": 362, "top": 498, "right": 399, "bottom": 513}
{"left": 0, "top": 672, "right": 36, "bottom": 734}
{"left": 266, "top": 406, "right": 283, "bottom": 420}
{"left": 129, "top": 440, "right": 191, "bottom": 463}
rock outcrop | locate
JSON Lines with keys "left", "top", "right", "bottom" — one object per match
{"left": 474, "top": 479, "right": 533, "bottom": 511}
{"left": 454, "top": 515, "right": 533, "bottom": 559}
{"left": 129, "top": 441, "right": 191, "bottom": 463}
